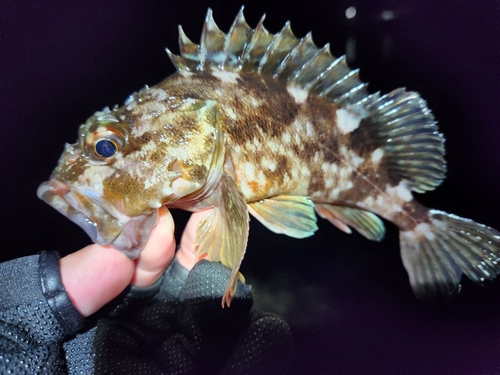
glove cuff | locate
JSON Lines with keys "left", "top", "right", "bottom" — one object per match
{"left": 39, "top": 251, "right": 84, "bottom": 333}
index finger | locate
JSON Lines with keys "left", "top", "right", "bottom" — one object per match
{"left": 175, "top": 209, "right": 213, "bottom": 271}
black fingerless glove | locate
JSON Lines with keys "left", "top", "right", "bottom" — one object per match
{"left": 65, "top": 259, "right": 293, "bottom": 375}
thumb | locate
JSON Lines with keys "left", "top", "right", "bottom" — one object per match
{"left": 60, "top": 245, "right": 135, "bottom": 317}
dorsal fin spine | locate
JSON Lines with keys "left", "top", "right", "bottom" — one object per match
{"left": 239, "top": 14, "right": 268, "bottom": 72}
{"left": 297, "top": 45, "right": 334, "bottom": 90}
{"left": 273, "top": 32, "right": 314, "bottom": 79}
{"left": 223, "top": 6, "right": 250, "bottom": 70}
{"left": 198, "top": 8, "right": 212, "bottom": 69}
{"left": 166, "top": 48, "right": 186, "bottom": 72}
{"left": 177, "top": 26, "right": 199, "bottom": 71}
{"left": 292, "top": 42, "right": 329, "bottom": 87}
{"left": 268, "top": 22, "right": 300, "bottom": 75}
{"left": 280, "top": 33, "right": 319, "bottom": 82}
{"left": 200, "top": 8, "right": 227, "bottom": 70}
{"left": 272, "top": 32, "right": 306, "bottom": 79}
{"left": 258, "top": 21, "right": 294, "bottom": 74}
{"left": 309, "top": 55, "right": 346, "bottom": 96}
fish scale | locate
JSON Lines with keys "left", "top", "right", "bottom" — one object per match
{"left": 38, "top": 7, "right": 500, "bottom": 307}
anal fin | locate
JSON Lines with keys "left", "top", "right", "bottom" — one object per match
{"left": 315, "top": 203, "right": 386, "bottom": 242}
{"left": 195, "top": 174, "right": 249, "bottom": 307}
{"left": 248, "top": 196, "right": 318, "bottom": 239}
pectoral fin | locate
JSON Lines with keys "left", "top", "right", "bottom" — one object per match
{"left": 315, "top": 203, "right": 386, "bottom": 242}
{"left": 195, "top": 173, "right": 249, "bottom": 307}
{"left": 248, "top": 196, "right": 318, "bottom": 239}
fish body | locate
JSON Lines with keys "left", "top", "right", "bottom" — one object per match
{"left": 38, "top": 8, "right": 500, "bottom": 306}
{"left": 127, "top": 72, "right": 425, "bottom": 225}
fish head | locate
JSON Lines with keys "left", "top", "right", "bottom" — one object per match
{"left": 38, "top": 94, "right": 224, "bottom": 257}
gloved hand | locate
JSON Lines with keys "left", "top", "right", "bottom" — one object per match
{"left": 68, "top": 258, "right": 293, "bottom": 375}
{"left": 0, "top": 207, "right": 292, "bottom": 374}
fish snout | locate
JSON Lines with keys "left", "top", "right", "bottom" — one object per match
{"left": 37, "top": 178, "right": 158, "bottom": 258}
{"left": 37, "top": 178, "right": 99, "bottom": 244}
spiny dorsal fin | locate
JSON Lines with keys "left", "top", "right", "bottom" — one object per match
{"left": 166, "top": 8, "right": 446, "bottom": 193}
{"left": 165, "top": 7, "right": 369, "bottom": 107}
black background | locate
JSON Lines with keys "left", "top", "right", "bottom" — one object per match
{"left": 1, "top": 1, "right": 500, "bottom": 374}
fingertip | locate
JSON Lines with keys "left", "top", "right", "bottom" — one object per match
{"left": 132, "top": 207, "right": 176, "bottom": 287}
{"left": 176, "top": 209, "right": 212, "bottom": 271}
{"left": 156, "top": 206, "right": 175, "bottom": 238}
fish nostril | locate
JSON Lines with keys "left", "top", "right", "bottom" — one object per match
{"left": 64, "top": 143, "right": 81, "bottom": 163}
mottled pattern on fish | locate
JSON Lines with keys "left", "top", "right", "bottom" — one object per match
{"left": 39, "top": 8, "right": 500, "bottom": 307}
{"left": 144, "top": 73, "right": 431, "bottom": 229}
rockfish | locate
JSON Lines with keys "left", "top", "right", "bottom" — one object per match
{"left": 38, "top": 8, "right": 500, "bottom": 306}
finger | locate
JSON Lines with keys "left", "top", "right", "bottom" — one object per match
{"left": 132, "top": 206, "right": 175, "bottom": 287}
{"left": 60, "top": 245, "right": 134, "bottom": 317}
{"left": 176, "top": 209, "right": 213, "bottom": 271}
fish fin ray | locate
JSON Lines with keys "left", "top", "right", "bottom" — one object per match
{"left": 167, "top": 9, "right": 370, "bottom": 106}
{"left": 195, "top": 173, "right": 249, "bottom": 307}
{"left": 177, "top": 26, "right": 200, "bottom": 71}
{"left": 248, "top": 196, "right": 318, "bottom": 239}
{"left": 364, "top": 89, "right": 446, "bottom": 192}
{"left": 224, "top": 6, "right": 252, "bottom": 69}
{"left": 400, "top": 209, "right": 500, "bottom": 298}
{"left": 274, "top": 32, "right": 318, "bottom": 80}
{"left": 240, "top": 14, "right": 272, "bottom": 72}
{"left": 200, "top": 8, "right": 226, "bottom": 70}
{"left": 258, "top": 21, "right": 299, "bottom": 75}
{"left": 315, "top": 204, "right": 385, "bottom": 241}
{"left": 166, "top": 48, "right": 189, "bottom": 72}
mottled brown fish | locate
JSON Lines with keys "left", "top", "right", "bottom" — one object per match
{"left": 38, "top": 8, "right": 500, "bottom": 306}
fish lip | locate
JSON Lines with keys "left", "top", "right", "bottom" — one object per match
{"left": 37, "top": 179, "right": 158, "bottom": 257}
{"left": 37, "top": 180, "right": 99, "bottom": 244}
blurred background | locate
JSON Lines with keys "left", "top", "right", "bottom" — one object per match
{"left": 1, "top": 1, "right": 499, "bottom": 373}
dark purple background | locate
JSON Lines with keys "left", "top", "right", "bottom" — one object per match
{"left": 1, "top": 1, "right": 499, "bottom": 374}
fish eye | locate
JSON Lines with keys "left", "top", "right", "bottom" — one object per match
{"left": 82, "top": 123, "right": 127, "bottom": 163}
{"left": 95, "top": 139, "right": 118, "bottom": 158}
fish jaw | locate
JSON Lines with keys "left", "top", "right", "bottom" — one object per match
{"left": 37, "top": 178, "right": 158, "bottom": 258}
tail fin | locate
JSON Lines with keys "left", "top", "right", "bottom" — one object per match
{"left": 399, "top": 209, "right": 500, "bottom": 298}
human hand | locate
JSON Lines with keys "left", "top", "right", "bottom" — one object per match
{"left": 58, "top": 208, "right": 293, "bottom": 374}
{"left": 59, "top": 207, "right": 208, "bottom": 317}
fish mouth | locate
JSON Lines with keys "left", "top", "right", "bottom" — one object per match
{"left": 37, "top": 179, "right": 158, "bottom": 258}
